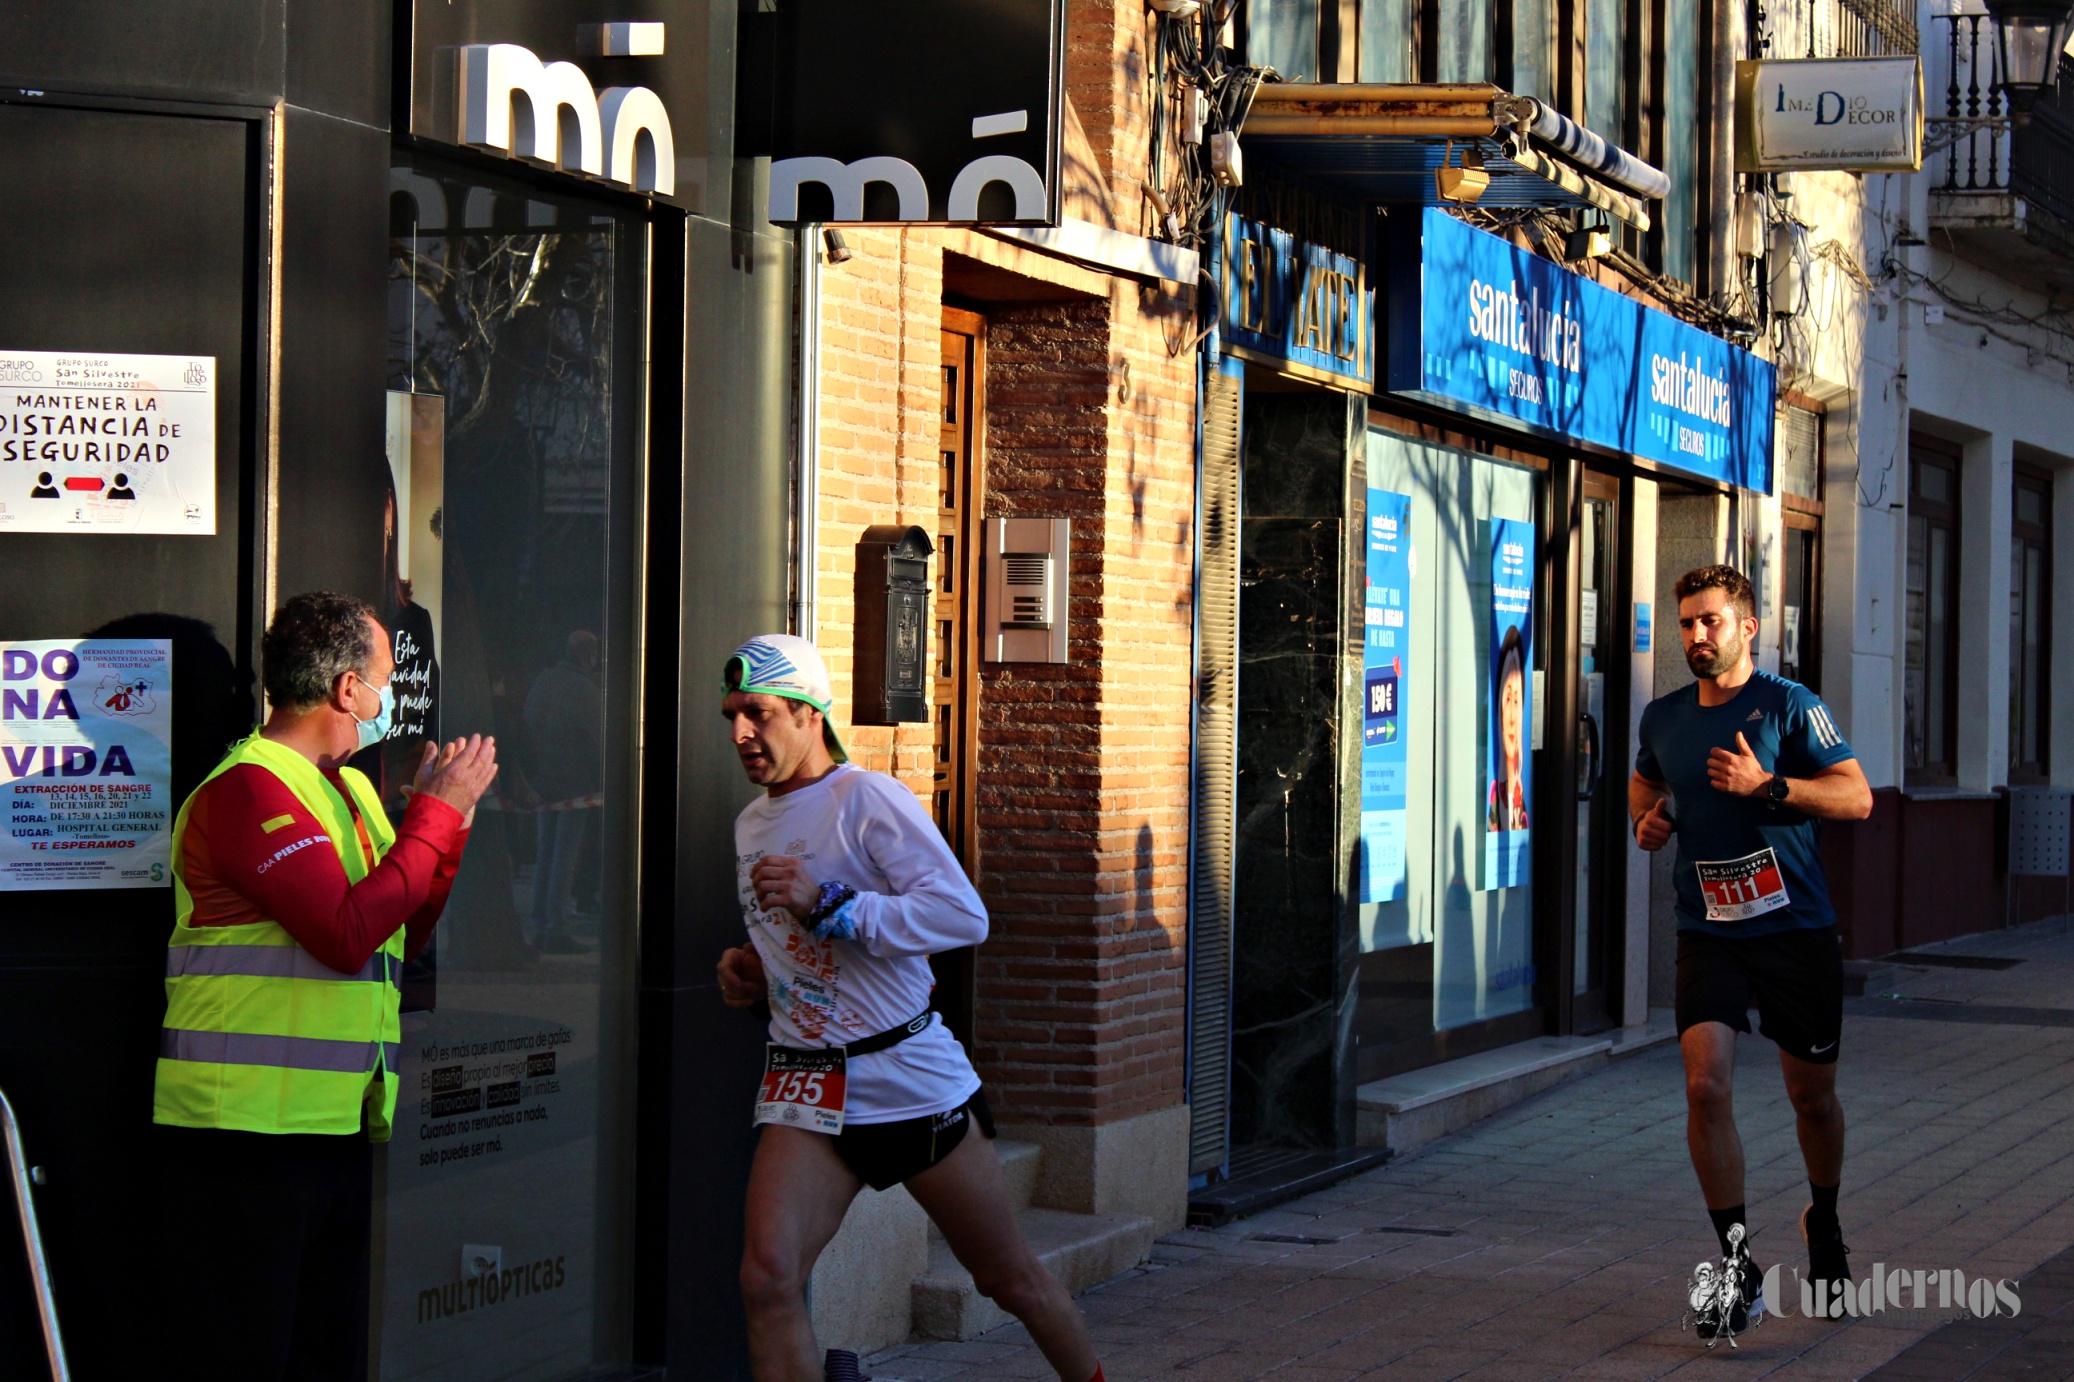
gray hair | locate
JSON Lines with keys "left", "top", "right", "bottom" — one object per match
{"left": 263, "top": 591, "right": 379, "bottom": 709}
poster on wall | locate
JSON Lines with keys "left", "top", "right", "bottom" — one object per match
{"left": 380, "top": 392, "right": 446, "bottom": 1014}
{"left": 377, "top": 392, "right": 445, "bottom": 809}
{"left": 0, "top": 352, "right": 216, "bottom": 534}
{"left": 1481, "top": 519, "right": 1533, "bottom": 891}
{"left": 1, "top": 639, "right": 172, "bottom": 891}
{"left": 1360, "top": 488, "right": 1413, "bottom": 906}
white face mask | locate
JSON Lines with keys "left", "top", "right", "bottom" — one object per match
{"left": 352, "top": 674, "right": 395, "bottom": 750}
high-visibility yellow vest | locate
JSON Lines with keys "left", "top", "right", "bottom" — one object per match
{"left": 152, "top": 732, "right": 406, "bottom": 1141}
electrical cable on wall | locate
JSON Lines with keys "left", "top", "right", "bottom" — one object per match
{"left": 1146, "top": 0, "right": 1271, "bottom": 355}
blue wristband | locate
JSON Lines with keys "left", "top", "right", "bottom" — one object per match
{"left": 804, "top": 881, "right": 858, "bottom": 940}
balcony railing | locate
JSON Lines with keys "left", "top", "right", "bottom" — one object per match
{"left": 1836, "top": 0, "right": 1919, "bottom": 56}
{"left": 1936, "top": 13, "right": 2074, "bottom": 231}
{"left": 1769, "top": 0, "right": 1917, "bottom": 59}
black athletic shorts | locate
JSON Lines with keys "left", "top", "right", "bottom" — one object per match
{"left": 1676, "top": 925, "right": 1844, "bottom": 1064}
{"left": 832, "top": 1090, "right": 996, "bottom": 1191}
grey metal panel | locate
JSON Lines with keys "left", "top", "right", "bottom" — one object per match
{"left": 1189, "top": 362, "right": 1243, "bottom": 1176}
{"left": 653, "top": 215, "right": 798, "bottom": 1374}
{"left": 0, "top": 1, "right": 285, "bottom": 106}
{"left": 274, "top": 105, "right": 393, "bottom": 607}
{"left": 2009, "top": 787, "right": 2072, "bottom": 876}
{"left": 286, "top": 0, "right": 391, "bottom": 129}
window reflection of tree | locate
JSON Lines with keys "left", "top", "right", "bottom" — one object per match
{"left": 388, "top": 221, "right": 620, "bottom": 970}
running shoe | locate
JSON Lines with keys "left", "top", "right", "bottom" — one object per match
{"left": 1688, "top": 1224, "right": 1765, "bottom": 1345}
{"left": 1694, "top": 1257, "right": 1767, "bottom": 1342}
{"left": 1801, "top": 1205, "right": 1853, "bottom": 1318}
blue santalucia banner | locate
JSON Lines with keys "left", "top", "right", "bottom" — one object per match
{"left": 1389, "top": 209, "right": 1775, "bottom": 493}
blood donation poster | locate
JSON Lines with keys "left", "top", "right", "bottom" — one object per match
{"left": 0, "top": 352, "right": 216, "bottom": 534}
{"left": 1481, "top": 518, "right": 1534, "bottom": 891}
{"left": 1, "top": 639, "right": 173, "bottom": 890}
{"left": 1360, "top": 488, "right": 1412, "bottom": 905}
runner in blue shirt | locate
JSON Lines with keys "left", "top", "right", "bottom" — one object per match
{"left": 1632, "top": 565, "right": 1873, "bottom": 1339}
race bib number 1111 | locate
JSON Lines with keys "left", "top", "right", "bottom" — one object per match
{"left": 1695, "top": 848, "right": 1791, "bottom": 923}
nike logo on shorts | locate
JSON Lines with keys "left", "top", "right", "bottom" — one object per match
{"left": 1809, "top": 1041, "right": 1836, "bottom": 1054}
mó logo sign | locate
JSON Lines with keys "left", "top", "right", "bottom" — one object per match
{"left": 456, "top": 43, "right": 676, "bottom": 195}
{"left": 768, "top": 110, "right": 1048, "bottom": 223}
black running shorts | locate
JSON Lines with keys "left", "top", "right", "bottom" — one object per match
{"left": 1675, "top": 925, "right": 1844, "bottom": 1064}
{"left": 831, "top": 1091, "right": 996, "bottom": 1191}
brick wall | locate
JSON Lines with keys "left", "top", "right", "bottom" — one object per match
{"left": 813, "top": 225, "right": 945, "bottom": 789}
{"left": 809, "top": 0, "right": 1198, "bottom": 1131}
{"left": 972, "top": 282, "right": 1196, "bottom": 1129}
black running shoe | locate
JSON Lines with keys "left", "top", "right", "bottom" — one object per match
{"left": 1801, "top": 1205, "right": 1853, "bottom": 1318}
{"left": 1689, "top": 1223, "right": 1766, "bottom": 1346}
{"left": 1694, "top": 1257, "right": 1766, "bottom": 1342}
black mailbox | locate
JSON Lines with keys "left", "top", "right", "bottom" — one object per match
{"left": 854, "top": 524, "right": 934, "bottom": 724}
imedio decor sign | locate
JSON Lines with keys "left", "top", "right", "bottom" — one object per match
{"left": 1735, "top": 56, "right": 1923, "bottom": 172}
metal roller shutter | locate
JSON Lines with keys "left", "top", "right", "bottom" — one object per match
{"left": 1188, "top": 357, "right": 1243, "bottom": 1176}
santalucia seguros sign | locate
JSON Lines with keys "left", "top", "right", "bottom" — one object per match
{"left": 1386, "top": 209, "right": 1777, "bottom": 493}
{"left": 1735, "top": 56, "right": 1923, "bottom": 172}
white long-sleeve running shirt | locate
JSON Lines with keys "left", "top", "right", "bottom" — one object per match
{"left": 733, "top": 763, "right": 987, "bottom": 1123}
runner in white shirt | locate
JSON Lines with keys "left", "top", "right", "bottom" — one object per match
{"left": 714, "top": 635, "right": 1103, "bottom": 1382}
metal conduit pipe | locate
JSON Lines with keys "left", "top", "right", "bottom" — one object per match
{"left": 1242, "top": 115, "right": 1500, "bottom": 136}
{"left": 1519, "top": 99, "right": 1672, "bottom": 202}
{"left": 3, "top": 1084, "right": 70, "bottom": 1382}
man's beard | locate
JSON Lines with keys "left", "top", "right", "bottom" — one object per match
{"left": 1687, "top": 632, "right": 1744, "bottom": 677}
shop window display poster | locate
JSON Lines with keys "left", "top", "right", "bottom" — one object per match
{"left": 1360, "top": 488, "right": 1412, "bottom": 905}
{"left": 381, "top": 391, "right": 445, "bottom": 1014}
{"left": 1481, "top": 518, "right": 1533, "bottom": 890}
{"left": 1, "top": 639, "right": 172, "bottom": 890}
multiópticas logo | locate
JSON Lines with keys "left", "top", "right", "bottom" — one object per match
{"left": 1761, "top": 1263, "right": 2022, "bottom": 1319}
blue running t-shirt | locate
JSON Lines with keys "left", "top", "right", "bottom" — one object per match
{"left": 1636, "top": 669, "right": 1856, "bottom": 937}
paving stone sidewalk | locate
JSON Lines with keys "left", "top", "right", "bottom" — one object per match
{"left": 868, "top": 915, "right": 2074, "bottom": 1381}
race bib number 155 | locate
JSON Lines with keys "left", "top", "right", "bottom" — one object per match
{"left": 1695, "top": 848, "right": 1791, "bottom": 923}
{"left": 754, "top": 1046, "right": 847, "bottom": 1134}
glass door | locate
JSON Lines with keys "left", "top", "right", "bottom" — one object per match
{"left": 1570, "top": 470, "right": 1622, "bottom": 1033}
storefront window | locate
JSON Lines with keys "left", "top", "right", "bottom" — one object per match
{"left": 1245, "top": 0, "right": 1321, "bottom": 79}
{"left": 1358, "top": 0, "right": 1416, "bottom": 81}
{"left": 1779, "top": 402, "right": 1823, "bottom": 690}
{"left": 1364, "top": 430, "right": 1539, "bottom": 1030}
{"left": 1585, "top": 0, "right": 1625, "bottom": 146}
{"left": 1906, "top": 439, "right": 1961, "bottom": 785}
{"left": 377, "top": 158, "right": 643, "bottom": 1380}
{"left": 2011, "top": 465, "right": 2052, "bottom": 781}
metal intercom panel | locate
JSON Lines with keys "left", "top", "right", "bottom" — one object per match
{"left": 2008, "top": 787, "right": 2072, "bottom": 877}
{"left": 984, "top": 517, "right": 1069, "bottom": 663}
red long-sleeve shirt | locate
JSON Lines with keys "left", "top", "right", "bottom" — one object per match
{"left": 177, "top": 763, "right": 469, "bottom": 972}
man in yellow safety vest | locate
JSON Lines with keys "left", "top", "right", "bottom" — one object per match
{"left": 153, "top": 590, "right": 497, "bottom": 1381}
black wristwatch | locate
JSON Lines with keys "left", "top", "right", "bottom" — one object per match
{"left": 1764, "top": 774, "right": 1790, "bottom": 809}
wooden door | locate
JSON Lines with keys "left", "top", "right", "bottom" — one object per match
{"left": 932, "top": 308, "right": 985, "bottom": 1045}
